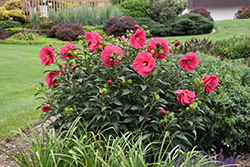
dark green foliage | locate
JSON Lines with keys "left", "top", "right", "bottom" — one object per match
{"left": 216, "top": 36, "right": 250, "bottom": 60}
{"left": 133, "top": 17, "right": 167, "bottom": 37}
{"left": 4, "top": 27, "right": 22, "bottom": 35}
{"left": 119, "top": 0, "right": 148, "bottom": 17}
{"left": 0, "top": 20, "right": 22, "bottom": 29}
{"left": 103, "top": 16, "right": 136, "bottom": 37}
{"left": 165, "top": 13, "right": 213, "bottom": 36}
{"left": 192, "top": 52, "right": 250, "bottom": 153}
{"left": 147, "top": 0, "right": 187, "bottom": 24}
{"left": 171, "top": 38, "right": 221, "bottom": 57}
{"left": 0, "top": 26, "right": 10, "bottom": 40}
{"left": 190, "top": 7, "right": 213, "bottom": 21}
{"left": 47, "top": 22, "right": 85, "bottom": 41}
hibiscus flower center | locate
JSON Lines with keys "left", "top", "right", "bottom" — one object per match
{"left": 185, "top": 59, "right": 190, "bottom": 63}
{"left": 135, "top": 35, "right": 139, "bottom": 41}
{"left": 183, "top": 93, "right": 187, "bottom": 96}
{"left": 156, "top": 43, "right": 161, "bottom": 48}
{"left": 143, "top": 61, "right": 148, "bottom": 66}
{"left": 47, "top": 54, "right": 51, "bottom": 58}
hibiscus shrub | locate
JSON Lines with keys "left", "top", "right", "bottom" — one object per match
{"left": 47, "top": 22, "right": 85, "bottom": 41}
{"left": 36, "top": 29, "right": 220, "bottom": 154}
{"left": 103, "top": 16, "right": 137, "bottom": 37}
{"left": 191, "top": 52, "right": 250, "bottom": 153}
{"left": 165, "top": 13, "right": 213, "bottom": 36}
{"left": 234, "top": 6, "right": 250, "bottom": 19}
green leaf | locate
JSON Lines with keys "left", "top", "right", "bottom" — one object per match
{"left": 123, "top": 104, "right": 131, "bottom": 112}
{"left": 114, "top": 100, "right": 122, "bottom": 106}
{"left": 123, "top": 118, "right": 133, "bottom": 123}
{"left": 142, "top": 95, "right": 148, "bottom": 102}
{"left": 140, "top": 85, "right": 147, "bottom": 91}
{"left": 122, "top": 89, "right": 132, "bottom": 96}
{"left": 131, "top": 106, "right": 139, "bottom": 110}
{"left": 139, "top": 116, "right": 144, "bottom": 123}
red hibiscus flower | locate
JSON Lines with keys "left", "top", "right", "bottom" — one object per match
{"left": 133, "top": 51, "right": 155, "bottom": 76}
{"left": 39, "top": 46, "right": 55, "bottom": 66}
{"left": 41, "top": 103, "right": 52, "bottom": 112}
{"left": 174, "top": 41, "right": 180, "bottom": 46}
{"left": 247, "top": 11, "right": 249, "bottom": 14}
{"left": 175, "top": 89, "right": 196, "bottom": 106}
{"left": 179, "top": 52, "right": 199, "bottom": 72}
{"left": 101, "top": 45, "right": 123, "bottom": 67}
{"left": 129, "top": 29, "right": 146, "bottom": 49}
{"left": 203, "top": 75, "right": 218, "bottom": 93}
{"left": 59, "top": 43, "right": 77, "bottom": 60}
{"left": 85, "top": 31, "right": 104, "bottom": 52}
{"left": 146, "top": 37, "right": 169, "bottom": 60}
{"left": 45, "top": 71, "right": 59, "bottom": 88}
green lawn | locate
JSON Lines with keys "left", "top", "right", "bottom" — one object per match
{"left": 162, "top": 19, "right": 250, "bottom": 43}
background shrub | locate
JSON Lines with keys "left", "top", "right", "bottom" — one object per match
{"left": 99, "top": 4, "right": 124, "bottom": 25}
{"left": 171, "top": 38, "right": 221, "bottom": 57}
{"left": 47, "top": 22, "right": 85, "bottom": 41}
{"left": 216, "top": 36, "right": 250, "bottom": 60}
{"left": 0, "top": 0, "right": 26, "bottom": 23}
{"left": 133, "top": 17, "right": 167, "bottom": 37}
{"left": 234, "top": 6, "right": 250, "bottom": 19}
{"left": 4, "top": 27, "right": 22, "bottom": 35}
{"left": 0, "top": 20, "right": 22, "bottom": 29}
{"left": 191, "top": 52, "right": 250, "bottom": 153}
{"left": 39, "top": 17, "right": 58, "bottom": 30}
{"left": 190, "top": 7, "right": 213, "bottom": 21}
{"left": 0, "top": 26, "right": 10, "bottom": 40}
{"left": 147, "top": 0, "right": 188, "bottom": 24}
{"left": 103, "top": 16, "right": 136, "bottom": 37}
{"left": 119, "top": 0, "right": 148, "bottom": 17}
{"left": 165, "top": 13, "right": 213, "bottom": 36}
{"left": 30, "top": 12, "right": 40, "bottom": 29}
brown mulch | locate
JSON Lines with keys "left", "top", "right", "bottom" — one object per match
{"left": 0, "top": 119, "right": 250, "bottom": 167}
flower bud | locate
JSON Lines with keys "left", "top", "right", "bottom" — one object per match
{"left": 104, "top": 83, "right": 109, "bottom": 88}
{"left": 186, "top": 107, "right": 190, "bottom": 111}
{"left": 69, "top": 108, "right": 73, "bottom": 112}
{"left": 174, "top": 41, "right": 180, "bottom": 46}
{"left": 117, "top": 37, "right": 121, "bottom": 41}
{"left": 103, "top": 88, "right": 107, "bottom": 92}
{"left": 159, "top": 50, "right": 164, "bottom": 54}
{"left": 134, "top": 25, "right": 140, "bottom": 29}
{"left": 160, "top": 119, "right": 165, "bottom": 124}
{"left": 164, "top": 118, "right": 168, "bottom": 123}
{"left": 107, "top": 80, "right": 112, "bottom": 85}
{"left": 127, "top": 79, "right": 132, "bottom": 84}
{"left": 155, "top": 94, "right": 160, "bottom": 99}
{"left": 151, "top": 50, "right": 155, "bottom": 54}
{"left": 122, "top": 80, "right": 126, "bottom": 84}
{"left": 160, "top": 109, "right": 167, "bottom": 116}
{"left": 98, "top": 45, "right": 103, "bottom": 50}
{"left": 116, "top": 56, "right": 121, "bottom": 61}
{"left": 65, "top": 108, "right": 69, "bottom": 112}
{"left": 198, "top": 101, "right": 202, "bottom": 105}
{"left": 99, "top": 89, "right": 104, "bottom": 94}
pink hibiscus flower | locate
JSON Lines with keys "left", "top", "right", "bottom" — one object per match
{"left": 101, "top": 45, "right": 123, "bottom": 67}
{"left": 133, "top": 51, "right": 155, "bottom": 76}
{"left": 146, "top": 37, "right": 169, "bottom": 60}
{"left": 129, "top": 29, "right": 146, "bottom": 49}
{"left": 45, "top": 71, "right": 59, "bottom": 88}
{"left": 175, "top": 89, "right": 196, "bottom": 106}
{"left": 59, "top": 43, "right": 77, "bottom": 60}
{"left": 85, "top": 31, "right": 104, "bottom": 52}
{"left": 39, "top": 46, "right": 55, "bottom": 66}
{"left": 203, "top": 75, "right": 218, "bottom": 93}
{"left": 41, "top": 103, "right": 52, "bottom": 112}
{"left": 179, "top": 52, "right": 199, "bottom": 72}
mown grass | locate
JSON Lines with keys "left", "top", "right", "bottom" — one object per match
{"left": 163, "top": 19, "right": 250, "bottom": 43}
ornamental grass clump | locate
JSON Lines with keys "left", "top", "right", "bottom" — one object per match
{"left": 35, "top": 28, "right": 219, "bottom": 152}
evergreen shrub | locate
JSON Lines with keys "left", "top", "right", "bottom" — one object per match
{"left": 4, "top": 27, "right": 22, "bottom": 35}
{"left": 165, "top": 13, "right": 213, "bottom": 36}
{"left": 47, "top": 22, "right": 85, "bottom": 41}
{"left": 0, "top": 20, "right": 22, "bottom": 29}
{"left": 133, "top": 17, "right": 167, "bottom": 37}
{"left": 103, "top": 16, "right": 136, "bottom": 37}
{"left": 119, "top": 0, "right": 148, "bottom": 17}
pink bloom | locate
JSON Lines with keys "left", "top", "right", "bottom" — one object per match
{"left": 129, "top": 29, "right": 146, "bottom": 49}
{"left": 179, "top": 52, "right": 199, "bottom": 72}
{"left": 122, "top": 38, "right": 126, "bottom": 41}
{"left": 175, "top": 89, "right": 196, "bottom": 106}
{"left": 117, "top": 37, "right": 121, "bottom": 41}
{"left": 134, "top": 25, "right": 140, "bottom": 29}
{"left": 203, "top": 75, "right": 218, "bottom": 93}
{"left": 39, "top": 46, "right": 55, "bottom": 66}
{"left": 59, "top": 43, "right": 77, "bottom": 60}
{"left": 160, "top": 109, "right": 166, "bottom": 116}
{"left": 133, "top": 51, "right": 155, "bottom": 76}
{"left": 41, "top": 103, "right": 52, "bottom": 112}
{"left": 85, "top": 31, "right": 104, "bottom": 52}
{"left": 146, "top": 37, "right": 169, "bottom": 60}
{"left": 101, "top": 45, "right": 123, "bottom": 67}
{"left": 247, "top": 11, "right": 249, "bottom": 14}
{"left": 45, "top": 71, "right": 59, "bottom": 88}
{"left": 174, "top": 41, "right": 180, "bottom": 46}
{"left": 107, "top": 80, "right": 112, "bottom": 85}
